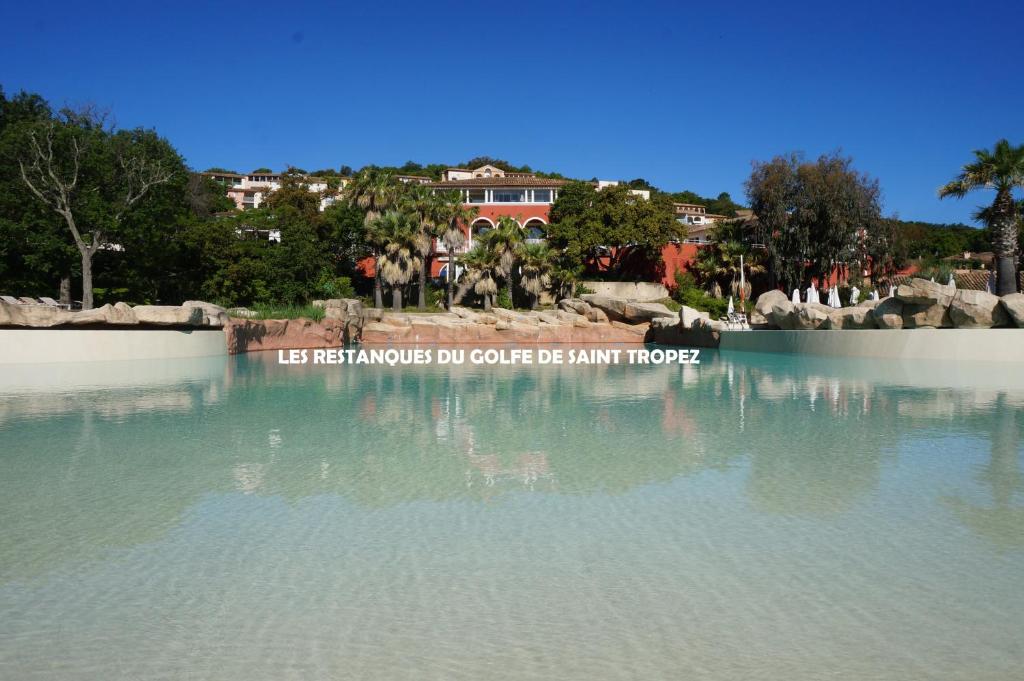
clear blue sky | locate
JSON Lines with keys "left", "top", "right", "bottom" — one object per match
{"left": 2, "top": 0, "right": 1021, "bottom": 224}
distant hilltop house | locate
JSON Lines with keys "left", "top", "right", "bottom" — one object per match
{"left": 201, "top": 170, "right": 350, "bottom": 213}
{"left": 672, "top": 203, "right": 731, "bottom": 244}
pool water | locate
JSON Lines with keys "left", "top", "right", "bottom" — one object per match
{"left": 1, "top": 350, "right": 1022, "bottom": 680}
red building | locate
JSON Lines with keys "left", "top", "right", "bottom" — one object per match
{"left": 424, "top": 166, "right": 570, "bottom": 279}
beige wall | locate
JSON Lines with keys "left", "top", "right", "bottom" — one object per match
{"left": 581, "top": 281, "right": 669, "bottom": 302}
{"left": 719, "top": 329, "right": 1024, "bottom": 363}
{"left": 0, "top": 328, "right": 227, "bottom": 364}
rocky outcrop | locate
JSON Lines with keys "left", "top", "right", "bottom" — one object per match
{"left": 1, "top": 300, "right": 225, "bottom": 328}
{"left": 792, "top": 303, "right": 831, "bottom": 330}
{"left": 313, "top": 298, "right": 364, "bottom": 341}
{"left": 679, "top": 305, "right": 710, "bottom": 329}
{"left": 895, "top": 278, "right": 954, "bottom": 328}
{"left": 1001, "top": 293, "right": 1024, "bottom": 327}
{"left": 131, "top": 305, "right": 205, "bottom": 326}
{"left": 901, "top": 302, "right": 952, "bottom": 329}
{"left": 827, "top": 306, "right": 878, "bottom": 329}
{"left": 871, "top": 298, "right": 904, "bottom": 329}
{"left": 580, "top": 294, "right": 628, "bottom": 321}
{"left": 225, "top": 318, "right": 350, "bottom": 354}
{"left": 183, "top": 301, "right": 229, "bottom": 327}
{"left": 359, "top": 307, "right": 652, "bottom": 345}
{"left": 557, "top": 298, "right": 592, "bottom": 315}
{"left": 622, "top": 301, "right": 676, "bottom": 322}
{"left": 948, "top": 289, "right": 1009, "bottom": 328}
{"left": 754, "top": 290, "right": 788, "bottom": 328}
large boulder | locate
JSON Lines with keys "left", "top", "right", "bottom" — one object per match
{"left": 183, "top": 300, "right": 228, "bottom": 327}
{"left": 649, "top": 316, "right": 679, "bottom": 330}
{"left": 902, "top": 302, "right": 952, "bottom": 329}
{"left": 896, "top": 278, "right": 955, "bottom": 307}
{"left": 754, "top": 290, "right": 790, "bottom": 318}
{"left": 1000, "top": 293, "right": 1024, "bottom": 327}
{"left": 69, "top": 302, "right": 138, "bottom": 326}
{"left": 770, "top": 301, "right": 797, "bottom": 330}
{"left": 871, "top": 298, "right": 904, "bottom": 329}
{"left": 855, "top": 299, "right": 882, "bottom": 309}
{"left": 948, "top": 289, "right": 1009, "bottom": 328}
{"left": 827, "top": 306, "right": 878, "bottom": 329}
{"left": 792, "top": 302, "right": 830, "bottom": 330}
{"left": 585, "top": 307, "right": 609, "bottom": 324}
{"left": 679, "top": 305, "right": 710, "bottom": 329}
{"left": 558, "top": 298, "right": 592, "bottom": 315}
{"left": 622, "top": 301, "right": 675, "bottom": 322}
{"left": 132, "top": 305, "right": 204, "bottom": 326}
{"left": 580, "top": 294, "right": 628, "bottom": 321}
{"left": 894, "top": 279, "right": 954, "bottom": 328}
{"left": 0, "top": 301, "right": 70, "bottom": 327}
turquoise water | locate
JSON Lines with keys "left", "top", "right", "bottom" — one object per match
{"left": 0, "top": 349, "right": 1022, "bottom": 680}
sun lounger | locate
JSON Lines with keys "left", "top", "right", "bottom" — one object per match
{"left": 39, "top": 296, "right": 71, "bottom": 309}
{"left": 1, "top": 295, "right": 23, "bottom": 305}
{"left": 723, "top": 311, "right": 749, "bottom": 330}
{"left": 19, "top": 297, "right": 43, "bottom": 305}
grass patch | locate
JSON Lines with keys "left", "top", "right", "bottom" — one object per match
{"left": 233, "top": 303, "right": 326, "bottom": 322}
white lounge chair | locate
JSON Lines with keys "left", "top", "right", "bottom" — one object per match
{"left": 1, "top": 295, "right": 22, "bottom": 305}
{"left": 39, "top": 296, "right": 71, "bottom": 310}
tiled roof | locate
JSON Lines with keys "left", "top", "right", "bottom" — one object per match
{"left": 883, "top": 271, "right": 1022, "bottom": 291}
{"left": 427, "top": 177, "right": 569, "bottom": 188}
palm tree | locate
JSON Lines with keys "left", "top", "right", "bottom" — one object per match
{"left": 693, "top": 220, "right": 765, "bottom": 300}
{"left": 345, "top": 168, "right": 400, "bottom": 308}
{"left": 366, "top": 210, "right": 421, "bottom": 311}
{"left": 459, "top": 244, "right": 500, "bottom": 311}
{"left": 519, "top": 243, "right": 554, "bottom": 309}
{"left": 940, "top": 139, "right": 1024, "bottom": 295}
{"left": 481, "top": 215, "right": 525, "bottom": 308}
{"left": 403, "top": 185, "right": 443, "bottom": 311}
{"left": 435, "top": 191, "right": 477, "bottom": 309}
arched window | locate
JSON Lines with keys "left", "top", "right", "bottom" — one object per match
{"left": 524, "top": 220, "right": 546, "bottom": 241}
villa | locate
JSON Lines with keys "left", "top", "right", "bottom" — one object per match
{"left": 201, "top": 170, "right": 349, "bottom": 212}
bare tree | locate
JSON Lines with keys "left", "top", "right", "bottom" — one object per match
{"left": 19, "top": 116, "right": 173, "bottom": 309}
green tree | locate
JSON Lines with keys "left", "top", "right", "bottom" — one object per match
{"left": 17, "top": 109, "right": 179, "bottom": 308}
{"left": 403, "top": 184, "right": 444, "bottom": 310}
{"left": 459, "top": 244, "right": 500, "bottom": 311}
{"left": 519, "top": 242, "right": 554, "bottom": 309}
{"left": 692, "top": 220, "right": 764, "bottom": 299}
{"left": 548, "top": 182, "right": 683, "bottom": 280}
{"left": 434, "top": 191, "right": 477, "bottom": 309}
{"left": 345, "top": 168, "right": 400, "bottom": 308}
{"left": 940, "top": 139, "right": 1024, "bottom": 294}
{"left": 481, "top": 215, "right": 525, "bottom": 307}
{"left": 367, "top": 210, "right": 420, "bottom": 311}
{"left": 745, "top": 152, "right": 881, "bottom": 291}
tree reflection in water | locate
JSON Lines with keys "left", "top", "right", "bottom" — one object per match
{"left": 0, "top": 348, "right": 1022, "bottom": 581}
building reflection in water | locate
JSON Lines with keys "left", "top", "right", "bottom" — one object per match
{"left": 1, "top": 348, "right": 1022, "bottom": 582}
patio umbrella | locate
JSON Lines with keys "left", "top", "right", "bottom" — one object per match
{"left": 830, "top": 287, "right": 841, "bottom": 308}
{"left": 986, "top": 270, "right": 995, "bottom": 294}
{"left": 850, "top": 286, "right": 860, "bottom": 305}
{"left": 871, "top": 290, "right": 879, "bottom": 301}
{"left": 727, "top": 296, "right": 735, "bottom": 315}
{"left": 947, "top": 273, "right": 956, "bottom": 288}
{"left": 806, "top": 284, "right": 815, "bottom": 304}
{"left": 791, "top": 288, "right": 800, "bottom": 304}
{"left": 930, "top": 276, "right": 936, "bottom": 283}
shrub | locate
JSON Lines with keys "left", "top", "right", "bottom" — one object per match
{"left": 672, "top": 271, "right": 730, "bottom": 318}
{"left": 242, "top": 303, "right": 326, "bottom": 322}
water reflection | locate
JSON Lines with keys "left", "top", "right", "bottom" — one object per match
{"left": 0, "top": 348, "right": 1022, "bottom": 583}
